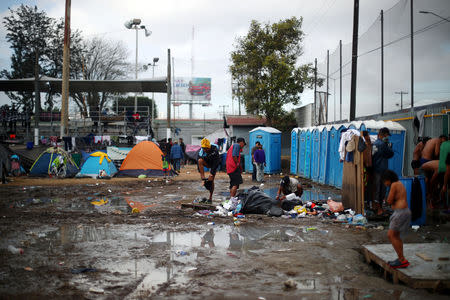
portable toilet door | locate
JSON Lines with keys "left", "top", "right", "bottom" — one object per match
{"left": 319, "top": 127, "right": 329, "bottom": 184}
{"left": 249, "top": 127, "right": 282, "bottom": 174}
{"left": 333, "top": 125, "right": 346, "bottom": 188}
{"left": 290, "top": 129, "right": 299, "bottom": 175}
{"left": 304, "top": 129, "right": 312, "bottom": 179}
{"left": 327, "top": 126, "right": 338, "bottom": 186}
{"left": 311, "top": 128, "right": 321, "bottom": 182}
{"left": 298, "top": 130, "right": 306, "bottom": 176}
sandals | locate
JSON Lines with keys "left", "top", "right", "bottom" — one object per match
{"left": 388, "top": 259, "right": 410, "bottom": 269}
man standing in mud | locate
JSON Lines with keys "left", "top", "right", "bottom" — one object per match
{"left": 197, "top": 138, "right": 220, "bottom": 204}
{"left": 226, "top": 137, "right": 246, "bottom": 198}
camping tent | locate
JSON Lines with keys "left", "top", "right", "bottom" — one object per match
{"left": 116, "top": 141, "right": 174, "bottom": 177}
{"left": 77, "top": 152, "right": 118, "bottom": 178}
{"left": 29, "top": 147, "right": 79, "bottom": 177}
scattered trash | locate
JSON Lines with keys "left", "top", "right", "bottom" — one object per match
{"left": 363, "top": 295, "right": 372, "bottom": 299}
{"left": 376, "top": 225, "right": 384, "bottom": 230}
{"left": 138, "top": 174, "right": 147, "bottom": 178}
{"left": 285, "top": 229, "right": 296, "bottom": 237}
{"left": 24, "top": 267, "right": 33, "bottom": 272}
{"left": 327, "top": 199, "right": 344, "bottom": 212}
{"left": 131, "top": 208, "right": 140, "bottom": 214}
{"left": 258, "top": 297, "right": 266, "bottom": 300}
{"left": 89, "top": 287, "right": 105, "bottom": 294}
{"left": 8, "top": 245, "right": 24, "bottom": 254}
{"left": 411, "top": 225, "right": 420, "bottom": 231}
{"left": 207, "top": 222, "right": 215, "bottom": 225}
{"left": 107, "top": 189, "right": 112, "bottom": 193}
{"left": 316, "top": 272, "right": 322, "bottom": 275}
{"left": 176, "top": 250, "right": 188, "bottom": 256}
{"left": 71, "top": 268, "right": 97, "bottom": 274}
{"left": 283, "top": 279, "right": 297, "bottom": 290}
{"left": 352, "top": 214, "right": 367, "bottom": 225}
{"left": 58, "top": 262, "right": 65, "bottom": 266}
{"left": 91, "top": 199, "right": 108, "bottom": 206}
{"left": 306, "top": 227, "right": 317, "bottom": 232}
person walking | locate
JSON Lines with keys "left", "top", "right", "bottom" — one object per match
{"left": 372, "top": 127, "right": 394, "bottom": 215}
{"left": 170, "top": 141, "right": 183, "bottom": 173}
{"left": 253, "top": 143, "right": 266, "bottom": 182}
{"left": 251, "top": 141, "right": 261, "bottom": 182}
{"left": 179, "top": 138, "right": 186, "bottom": 165}
{"left": 226, "top": 137, "right": 246, "bottom": 198}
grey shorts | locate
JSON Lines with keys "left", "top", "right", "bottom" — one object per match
{"left": 389, "top": 208, "right": 411, "bottom": 237}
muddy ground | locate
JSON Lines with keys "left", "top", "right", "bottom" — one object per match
{"left": 0, "top": 166, "right": 449, "bottom": 299}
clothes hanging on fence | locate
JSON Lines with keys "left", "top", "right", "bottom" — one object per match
{"left": 339, "top": 129, "right": 360, "bottom": 161}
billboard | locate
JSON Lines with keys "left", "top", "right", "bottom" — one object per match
{"left": 173, "top": 77, "right": 211, "bottom": 102}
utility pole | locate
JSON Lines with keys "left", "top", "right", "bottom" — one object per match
{"left": 381, "top": 9, "right": 385, "bottom": 116}
{"left": 410, "top": 0, "right": 414, "bottom": 110}
{"left": 395, "top": 91, "right": 408, "bottom": 110}
{"left": 219, "top": 105, "right": 229, "bottom": 117}
{"left": 349, "top": 0, "right": 359, "bottom": 121}
{"left": 166, "top": 49, "right": 171, "bottom": 140}
{"left": 60, "top": 0, "right": 71, "bottom": 138}
{"left": 339, "top": 40, "right": 342, "bottom": 121}
{"left": 314, "top": 58, "right": 317, "bottom": 125}
{"left": 326, "top": 50, "right": 329, "bottom": 124}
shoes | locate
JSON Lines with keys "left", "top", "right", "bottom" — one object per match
{"left": 389, "top": 259, "right": 410, "bottom": 269}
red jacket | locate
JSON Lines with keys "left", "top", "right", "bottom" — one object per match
{"left": 226, "top": 144, "right": 241, "bottom": 174}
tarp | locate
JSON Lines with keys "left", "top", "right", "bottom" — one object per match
{"left": 116, "top": 141, "right": 175, "bottom": 177}
{"left": 239, "top": 188, "right": 283, "bottom": 217}
{"left": 185, "top": 144, "right": 201, "bottom": 161}
{"left": 77, "top": 152, "right": 118, "bottom": 178}
{"left": 29, "top": 147, "right": 79, "bottom": 177}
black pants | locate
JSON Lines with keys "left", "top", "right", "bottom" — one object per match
{"left": 252, "top": 163, "right": 257, "bottom": 181}
{"left": 63, "top": 137, "right": 73, "bottom": 151}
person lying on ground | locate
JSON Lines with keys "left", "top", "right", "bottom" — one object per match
{"left": 382, "top": 169, "right": 411, "bottom": 269}
{"left": 276, "top": 176, "right": 303, "bottom": 202}
{"left": 197, "top": 138, "right": 220, "bottom": 204}
{"left": 226, "top": 137, "right": 246, "bottom": 198}
{"left": 411, "top": 137, "right": 431, "bottom": 175}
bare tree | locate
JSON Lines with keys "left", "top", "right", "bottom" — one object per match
{"left": 71, "top": 37, "right": 131, "bottom": 117}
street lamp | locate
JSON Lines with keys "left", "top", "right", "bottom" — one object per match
{"left": 143, "top": 57, "right": 159, "bottom": 130}
{"left": 124, "top": 18, "right": 152, "bottom": 113}
{"left": 419, "top": 11, "right": 450, "bottom": 22}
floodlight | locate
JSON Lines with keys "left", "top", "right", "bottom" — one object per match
{"left": 143, "top": 65, "right": 148, "bottom": 71}
{"left": 153, "top": 57, "right": 159, "bottom": 63}
{"left": 132, "top": 18, "right": 141, "bottom": 25}
{"left": 124, "top": 20, "right": 133, "bottom": 29}
{"left": 144, "top": 28, "right": 152, "bottom": 37}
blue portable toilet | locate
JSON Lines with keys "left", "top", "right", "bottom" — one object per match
{"left": 304, "top": 129, "right": 312, "bottom": 178}
{"left": 311, "top": 128, "right": 321, "bottom": 182}
{"left": 290, "top": 128, "right": 299, "bottom": 175}
{"left": 327, "top": 126, "right": 338, "bottom": 186}
{"left": 399, "top": 176, "right": 426, "bottom": 225}
{"left": 319, "top": 127, "right": 331, "bottom": 185}
{"left": 298, "top": 129, "right": 307, "bottom": 176}
{"left": 361, "top": 120, "right": 406, "bottom": 177}
{"left": 331, "top": 125, "right": 346, "bottom": 188}
{"left": 249, "top": 127, "right": 282, "bottom": 174}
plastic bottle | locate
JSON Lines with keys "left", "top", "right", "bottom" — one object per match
{"left": 207, "top": 222, "right": 215, "bottom": 225}
{"left": 8, "top": 245, "right": 24, "bottom": 254}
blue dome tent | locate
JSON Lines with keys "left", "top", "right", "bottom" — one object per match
{"left": 77, "top": 152, "right": 118, "bottom": 178}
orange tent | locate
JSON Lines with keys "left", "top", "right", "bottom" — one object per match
{"left": 116, "top": 141, "right": 174, "bottom": 177}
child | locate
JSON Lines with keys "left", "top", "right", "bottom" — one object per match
{"left": 162, "top": 152, "right": 170, "bottom": 179}
{"left": 382, "top": 169, "right": 411, "bottom": 269}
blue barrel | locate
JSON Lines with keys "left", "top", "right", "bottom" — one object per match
{"left": 399, "top": 176, "right": 426, "bottom": 226}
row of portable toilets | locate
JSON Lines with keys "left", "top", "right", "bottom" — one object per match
{"left": 290, "top": 120, "right": 407, "bottom": 189}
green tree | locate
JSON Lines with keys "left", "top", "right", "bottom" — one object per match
{"left": 1, "top": 5, "right": 85, "bottom": 113}
{"left": 230, "top": 17, "right": 318, "bottom": 126}
{"left": 117, "top": 96, "right": 157, "bottom": 119}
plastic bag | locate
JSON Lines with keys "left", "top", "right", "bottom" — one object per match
{"left": 327, "top": 199, "right": 344, "bottom": 212}
{"left": 293, "top": 205, "right": 307, "bottom": 214}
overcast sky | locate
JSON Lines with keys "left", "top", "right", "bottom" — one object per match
{"left": 0, "top": 0, "right": 449, "bottom": 120}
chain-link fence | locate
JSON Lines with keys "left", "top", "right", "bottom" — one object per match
{"left": 314, "top": 0, "right": 450, "bottom": 124}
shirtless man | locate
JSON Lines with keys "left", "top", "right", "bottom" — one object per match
{"left": 410, "top": 137, "right": 430, "bottom": 175}
{"left": 382, "top": 169, "right": 411, "bottom": 269}
{"left": 421, "top": 135, "right": 447, "bottom": 162}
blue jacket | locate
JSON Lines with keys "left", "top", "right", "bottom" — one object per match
{"left": 170, "top": 144, "right": 184, "bottom": 159}
{"left": 372, "top": 138, "right": 394, "bottom": 173}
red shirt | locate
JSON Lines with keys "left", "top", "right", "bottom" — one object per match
{"left": 226, "top": 144, "right": 241, "bottom": 174}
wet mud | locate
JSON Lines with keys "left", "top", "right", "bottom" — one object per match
{"left": 0, "top": 167, "right": 449, "bottom": 299}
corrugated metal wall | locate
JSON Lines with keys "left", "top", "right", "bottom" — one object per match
{"left": 355, "top": 102, "right": 449, "bottom": 176}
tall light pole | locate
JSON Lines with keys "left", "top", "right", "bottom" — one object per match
{"left": 419, "top": 10, "right": 450, "bottom": 22}
{"left": 144, "top": 57, "right": 159, "bottom": 131}
{"left": 124, "top": 18, "right": 151, "bottom": 113}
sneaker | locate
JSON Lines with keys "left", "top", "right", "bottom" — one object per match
{"left": 389, "top": 259, "right": 410, "bottom": 269}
